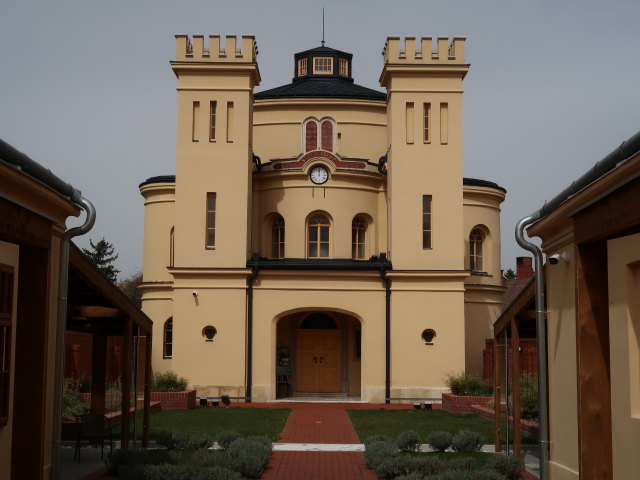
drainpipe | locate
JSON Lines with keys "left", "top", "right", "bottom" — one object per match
{"left": 515, "top": 214, "right": 548, "bottom": 480}
{"left": 246, "top": 261, "right": 259, "bottom": 403}
{"left": 52, "top": 196, "right": 96, "bottom": 480}
{"left": 379, "top": 266, "right": 391, "bottom": 404}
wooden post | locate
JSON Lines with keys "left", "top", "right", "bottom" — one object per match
{"left": 494, "top": 332, "right": 502, "bottom": 452}
{"left": 90, "top": 334, "right": 107, "bottom": 415}
{"left": 143, "top": 329, "right": 152, "bottom": 447}
{"left": 120, "top": 317, "right": 133, "bottom": 449}
{"left": 511, "top": 317, "right": 522, "bottom": 458}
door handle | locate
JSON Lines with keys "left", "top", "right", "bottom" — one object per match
{"left": 319, "top": 357, "right": 324, "bottom": 363}
{"left": 313, "top": 356, "right": 318, "bottom": 363}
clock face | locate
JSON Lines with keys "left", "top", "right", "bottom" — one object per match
{"left": 310, "top": 165, "right": 329, "bottom": 185}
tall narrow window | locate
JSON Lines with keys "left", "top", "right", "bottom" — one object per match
{"left": 0, "top": 264, "right": 14, "bottom": 427}
{"left": 313, "top": 57, "right": 333, "bottom": 74}
{"left": 406, "top": 102, "right": 415, "bottom": 144}
{"left": 271, "top": 215, "right": 285, "bottom": 259}
{"left": 440, "top": 103, "right": 448, "bottom": 144}
{"left": 352, "top": 216, "right": 366, "bottom": 260}
{"left": 422, "top": 195, "right": 432, "bottom": 249}
{"left": 226, "top": 102, "right": 234, "bottom": 143}
{"left": 205, "top": 193, "right": 216, "bottom": 249}
{"left": 339, "top": 58, "right": 348, "bottom": 76}
{"left": 209, "top": 101, "right": 217, "bottom": 141}
{"left": 169, "top": 227, "right": 175, "bottom": 267}
{"left": 297, "top": 58, "right": 308, "bottom": 76}
{"left": 470, "top": 229, "right": 485, "bottom": 272}
{"left": 423, "top": 103, "right": 431, "bottom": 143}
{"left": 163, "top": 318, "right": 173, "bottom": 359}
{"left": 192, "top": 101, "right": 200, "bottom": 142}
{"left": 308, "top": 214, "right": 330, "bottom": 258}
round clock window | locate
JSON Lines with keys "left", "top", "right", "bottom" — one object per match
{"left": 309, "top": 165, "right": 329, "bottom": 185}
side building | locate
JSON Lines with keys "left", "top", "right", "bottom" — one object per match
{"left": 140, "top": 35, "right": 506, "bottom": 403}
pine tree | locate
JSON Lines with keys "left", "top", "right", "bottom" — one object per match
{"left": 82, "top": 238, "right": 120, "bottom": 282}
{"left": 503, "top": 268, "right": 516, "bottom": 280}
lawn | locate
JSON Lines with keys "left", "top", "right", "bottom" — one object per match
{"left": 114, "top": 406, "right": 291, "bottom": 441}
{"left": 348, "top": 409, "right": 497, "bottom": 444}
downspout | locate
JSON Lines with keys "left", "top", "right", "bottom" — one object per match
{"left": 515, "top": 214, "right": 548, "bottom": 480}
{"left": 379, "top": 266, "right": 391, "bottom": 404}
{"left": 52, "top": 196, "right": 96, "bottom": 480}
{"left": 246, "top": 262, "right": 259, "bottom": 403}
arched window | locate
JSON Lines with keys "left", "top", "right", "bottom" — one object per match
{"left": 352, "top": 216, "right": 366, "bottom": 260}
{"left": 469, "top": 229, "right": 485, "bottom": 272}
{"left": 305, "top": 121, "right": 317, "bottom": 152}
{"left": 321, "top": 120, "right": 333, "bottom": 152}
{"left": 163, "top": 318, "right": 173, "bottom": 359}
{"left": 308, "top": 214, "right": 330, "bottom": 258}
{"left": 271, "top": 215, "right": 285, "bottom": 259}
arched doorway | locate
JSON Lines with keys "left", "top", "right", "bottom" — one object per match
{"left": 276, "top": 311, "right": 361, "bottom": 397}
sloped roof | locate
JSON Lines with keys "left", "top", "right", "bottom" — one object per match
{"left": 254, "top": 78, "right": 386, "bottom": 100}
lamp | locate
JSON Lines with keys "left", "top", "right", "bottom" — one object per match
{"left": 199, "top": 397, "right": 208, "bottom": 406}
{"left": 221, "top": 395, "right": 231, "bottom": 407}
{"left": 413, "top": 402, "right": 421, "bottom": 410}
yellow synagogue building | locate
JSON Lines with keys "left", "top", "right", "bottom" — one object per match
{"left": 139, "top": 34, "right": 506, "bottom": 403}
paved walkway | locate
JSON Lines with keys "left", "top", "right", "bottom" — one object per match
{"left": 262, "top": 402, "right": 412, "bottom": 480}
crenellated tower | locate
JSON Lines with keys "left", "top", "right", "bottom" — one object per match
{"left": 380, "top": 37, "right": 468, "bottom": 270}
{"left": 172, "top": 34, "right": 260, "bottom": 269}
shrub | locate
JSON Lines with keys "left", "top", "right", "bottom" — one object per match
{"left": 227, "top": 436, "right": 273, "bottom": 478}
{"left": 62, "top": 377, "right": 88, "bottom": 422}
{"left": 375, "top": 455, "right": 415, "bottom": 479}
{"left": 426, "top": 431, "right": 453, "bottom": 452}
{"left": 193, "top": 466, "right": 244, "bottom": 480}
{"left": 364, "top": 434, "right": 391, "bottom": 447}
{"left": 409, "top": 456, "right": 443, "bottom": 476}
{"left": 433, "top": 471, "right": 506, "bottom": 480}
{"left": 142, "top": 464, "right": 195, "bottom": 480}
{"left": 191, "top": 449, "right": 231, "bottom": 470}
{"left": 451, "top": 430, "right": 484, "bottom": 452}
{"left": 364, "top": 439, "right": 397, "bottom": 470}
{"left": 216, "top": 430, "right": 242, "bottom": 449}
{"left": 486, "top": 454, "right": 524, "bottom": 480}
{"left": 393, "top": 474, "right": 424, "bottom": 480}
{"left": 445, "top": 456, "right": 476, "bottom": 472}
{"left": 444, "top": 371, "right": 487, "bottom": 396}
{"left": 520, "top": 373, "right": 539, "bottom": 420}
{"left": 105, "top": 448, "right": 174, "bottom": 475}
{"left": 155, "top": 431, "right": 177, "bottom": 450}
{"left": 177, "top": 433, "right": 212, "bottom": 450}
{"left": 396, "top": 430, "right": 421, "bottom": 452}
{"left": 152, "top": 371, "right": 188, "bottom": 392}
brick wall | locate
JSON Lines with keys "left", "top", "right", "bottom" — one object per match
{"left": 150, "top": 390, "right": 196, "bottom": 410}
{"left": 483, "top": 338, "right": 538, "bottom": 385}
{"left": 442, "top": 393, "right": 492, "bottom": 414}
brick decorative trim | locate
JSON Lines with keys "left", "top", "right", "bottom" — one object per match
{"left": 274, "top": 150, "right": 366, "bottom": 171}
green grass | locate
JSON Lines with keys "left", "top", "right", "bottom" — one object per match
{"left": 114, "top": 407, "right": 291, "bottom": 441}
{"left": 349, "top": 409, "right": 497, "bottom": 444}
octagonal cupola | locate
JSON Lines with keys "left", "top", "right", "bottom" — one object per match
{"left": 293, "top": 45, "right": 353, "bottom": 83}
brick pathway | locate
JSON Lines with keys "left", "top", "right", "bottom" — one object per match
{"left": 262, "top": 402, "right": 413, "bottom": 480}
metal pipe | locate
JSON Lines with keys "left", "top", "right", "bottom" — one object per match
{"left": 379, "top": 267, "right": 391, "bottom": 404}
{"left": 52, "top": 196, "right": 96, "bottom": 480}
{"left": 246, "top": 263, "right": 259, "bottom": 402}
{"left": 515, "top": 214, "right": 548, "bottom": 480}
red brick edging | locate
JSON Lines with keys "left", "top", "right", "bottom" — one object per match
{"left": 442, "top": 393, "right": 492, "bottom": 414}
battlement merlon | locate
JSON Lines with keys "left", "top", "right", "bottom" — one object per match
{"left": 175, "top": 34, "right": 258, "bottom": 63}
{"left": 382, "top": 36, "right": 465, "bottom": 64}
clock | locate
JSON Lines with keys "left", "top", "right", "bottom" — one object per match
{"left": 309, "top": 165, "right": 329, "bottom": 185}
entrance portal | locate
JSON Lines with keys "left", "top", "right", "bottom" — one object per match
{"left": 276, "top": 311, "right": 361, "bottom": 397}
{"left": 296, "top": 329, "right": 341, "bottom": 392}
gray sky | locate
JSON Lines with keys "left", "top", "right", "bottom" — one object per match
{"left": 2, "top": 0, "right": 639, "bottom": 279}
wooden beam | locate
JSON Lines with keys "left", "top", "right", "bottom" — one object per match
{"left": 575, "top": 241, "right": 612, "bottom": 478}
{"left": 90, "top": 334, "right": 107, "bottom": 415}
{"left": 511, "top": 317, "right": 522, "bottom": 459}
{"left": 72, "top": 305, "right": 121, "bottom": 318}
{"left": 494, "top": 333, "right": 502, "bottom": 452}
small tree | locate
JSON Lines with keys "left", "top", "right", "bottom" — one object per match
{"left": 82, "top": 237, "right": 120, "bottom": 282}
{"left": 503, "top": 268, "right": 516, "bottom": 280}
{"left": 119, "top": 271, "right": 142, "bottom": 308}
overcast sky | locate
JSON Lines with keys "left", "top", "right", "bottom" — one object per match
{"left": 2, "top": 0, "right": 639, "bottom": 279}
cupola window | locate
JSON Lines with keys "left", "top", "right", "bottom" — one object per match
{"left": 339, "top": 58, "right": 348, "bottom": 77}
{"left": 297, "top": 58, "right": 308, "bottom": 77}
{"left": 313, "top": 57, "right": 333, "bottom": 74}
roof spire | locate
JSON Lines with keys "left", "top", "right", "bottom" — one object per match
{"left": 321, "top": 7, "right": 325, "bottom": 47}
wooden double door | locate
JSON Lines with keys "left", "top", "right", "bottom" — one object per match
{"left": 296, "top": 329, "right": 341, "bottom": 393}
